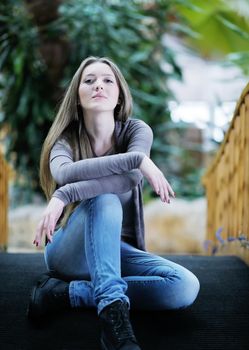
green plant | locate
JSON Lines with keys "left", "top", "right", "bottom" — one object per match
{"left": 175, "top": 0, "right": 249, "bottom": 74}
{"left": 0, "top": 0, "right": 55, "bottom": 194}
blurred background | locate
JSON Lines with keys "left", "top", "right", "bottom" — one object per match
{"left": 0, "top": 0, "right": 248, "bottom": 254}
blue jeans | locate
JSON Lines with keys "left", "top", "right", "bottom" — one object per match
{"left": 44, "top": 194, "right": 200, "bottom": 315}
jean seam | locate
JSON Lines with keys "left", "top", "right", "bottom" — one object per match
{"left": 125, "top": 258, "right": 175, "bottom": 267}
{"left": 69, "top": 281, "right": 76, "bottom": 307}
{"left": 127, "top": 279, "right": 166, "bottom": 284}
{"left": 88, "top": 199, "right": 102, "bottom": 286}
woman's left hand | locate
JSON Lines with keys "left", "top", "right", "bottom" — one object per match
{"left": 139, "top": 155, "right": 175, "bottom": 203}
{"left": 33, "top": 197, "right": 65, "bottom": 247}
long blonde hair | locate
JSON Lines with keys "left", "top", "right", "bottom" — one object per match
{"left": 40, "top": 56, "right": 133, "bottom": 226}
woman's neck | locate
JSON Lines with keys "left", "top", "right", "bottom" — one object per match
{"left": 83, "top": 111, "right": 115, "bottom": 156}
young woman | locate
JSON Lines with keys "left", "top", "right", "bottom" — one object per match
{"left": 28, "top": 56, "right": 200, "bottom": 350}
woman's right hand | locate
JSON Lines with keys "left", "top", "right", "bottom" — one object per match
{"left": 139, "top": 155, "right": 175, "bottom": 203}
{"left": 33, "top": 197, "right": 65, "bottom": 247}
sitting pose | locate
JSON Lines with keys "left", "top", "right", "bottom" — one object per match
{"left": 28, "top": 56, "right": 200, "bottom": 350}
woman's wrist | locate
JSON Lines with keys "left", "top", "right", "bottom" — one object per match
{"left": 51, "top": 193, "right": 68, "bottom": 207}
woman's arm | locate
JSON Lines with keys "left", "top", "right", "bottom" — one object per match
{"left": 33, "top": 170, "right": 142, "bottom": 246}
{"left": 124, "top": 120, "right": 174, "bottom": 203}
{"left": 50, "top": 119, "right": 152, "bottom": 186}
{"left": 50, "top": 145, "right": 144, "bottom": 186}
{"left": 126, "top": 119, "right": 153, "bottom": 156}
{"left": 52, "top": 169, "right": 143, "bottom": 205}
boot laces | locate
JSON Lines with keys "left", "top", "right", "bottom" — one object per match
{"left": 108, "top": 303, "right": 135, "bottom": 344}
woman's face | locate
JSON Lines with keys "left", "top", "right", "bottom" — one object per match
{"left": 78, "top": 62, "right": 120, "bottom": 115}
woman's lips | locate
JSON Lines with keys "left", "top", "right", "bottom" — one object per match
{"left": 92, "top": 94, "right": 107, "bottom": 99}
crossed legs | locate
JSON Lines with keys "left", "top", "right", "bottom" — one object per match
{"left": 44, "top": 194, "right": 200, "bottom": 314}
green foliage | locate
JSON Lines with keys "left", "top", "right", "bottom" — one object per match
{"left": 151, "top": 120, "right": 205, "bottom": 198}
{"left": 0, "top": 0, "right": 55, "bottom": 192}
{"left": 175, "top": 0, "right": 249, "bottom": 74}
{"left": 55, "top": 0, "right": 180, "bottom": 129}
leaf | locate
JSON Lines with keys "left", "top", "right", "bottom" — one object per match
{"left": 0, "top": 46, "right": 10, "bottom": 70}
{"left": 13, "top": 51, "right": 25, "bottom": 75}
{"left": 217, "top": 14, "right": 249, "bottom": 39}
{"left": 170, "top": 22, "right": 201, "bottom": 39}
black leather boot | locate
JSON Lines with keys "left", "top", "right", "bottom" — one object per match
{"left": 99, "top": 300, "right": 141, "bottom": 350}
{"left": 27, "top": 274, "right": 70, "bottom": 321}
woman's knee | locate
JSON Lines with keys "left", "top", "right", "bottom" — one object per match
{"left": 90, "top": 194, "right": 123, "bottom": 224}
{"left": 174, "top": 270, "right": 200, "bottom": 309}
{"left": 92, "top": 193, "right": 122, "bottom": 211}
{"left": 157, "top": 266, "right": 200, "bottom": 310}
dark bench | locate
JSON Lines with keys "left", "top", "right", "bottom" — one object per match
{"left": 0, "top": 253, "right": 248, "bottom": 350}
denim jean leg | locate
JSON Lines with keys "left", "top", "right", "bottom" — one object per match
{"left": 121, "top": 242, "right": 200, "bottom": 310}
{"left": 84, "top": 194, "right": 129, "bottom": 314}
{"left": 69, "top": 280, "right": 96, "bottom": 309}
{"left": 44, "top": 201, "right": 91, "bottom": 281}
{"left": 70, "top": 240, "right": 200, "bottom": 311}
{"left": 44, "top": 195, "right": 129, "bottom": 313}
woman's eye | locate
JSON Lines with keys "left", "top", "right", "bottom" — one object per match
{"left": 82, "top": 78, "right": 114, "bottom": 84}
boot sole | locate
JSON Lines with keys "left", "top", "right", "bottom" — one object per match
{"left": 101, "top": 337, "right": 114, "bottom": 350}
{"left": 101, "top": 337, "right": 140, "bottom": 350}
{"left": 26, "top": 285, "right": 42, "bottom": 321}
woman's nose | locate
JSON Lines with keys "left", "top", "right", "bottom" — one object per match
{"left": 94, "top": 80, "right": 103, "bottom": 91}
